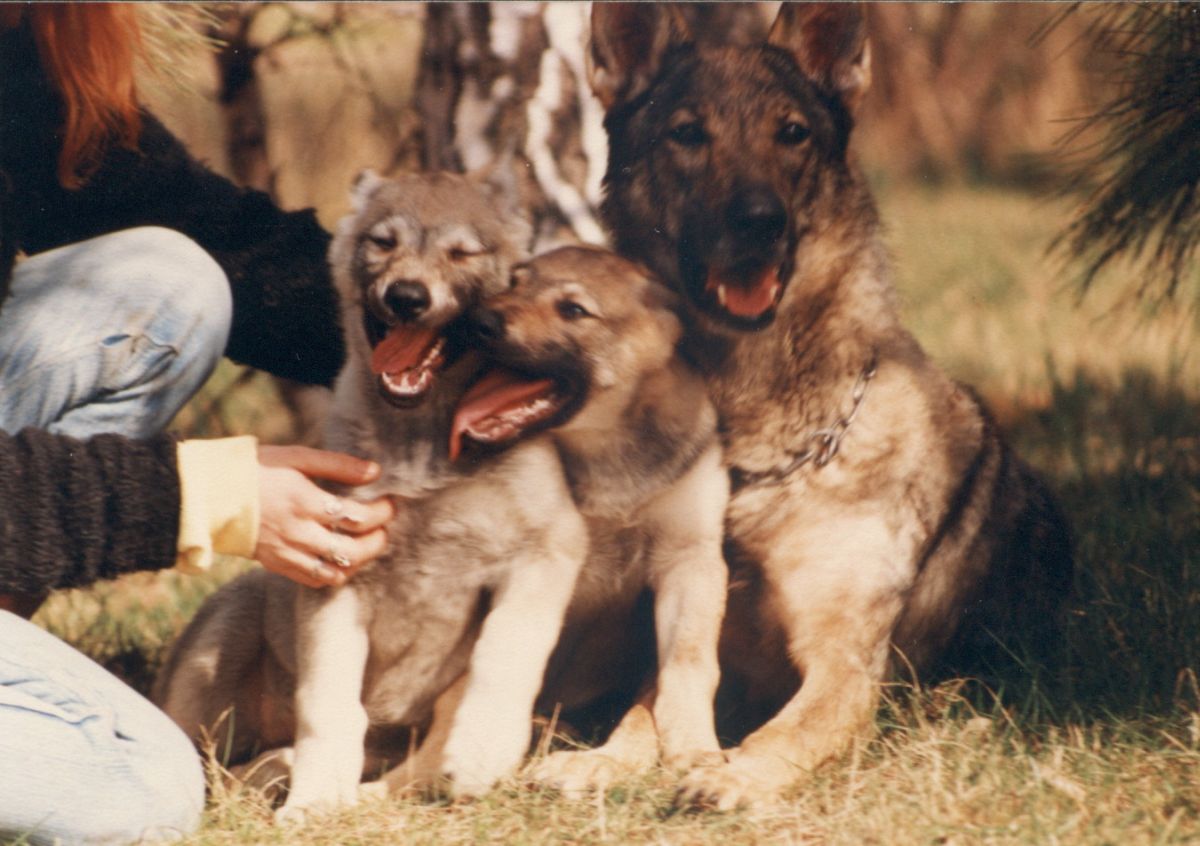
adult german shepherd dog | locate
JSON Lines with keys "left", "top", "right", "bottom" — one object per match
{"left": 587, "top": 3, "right": 1072, "bottom": 808}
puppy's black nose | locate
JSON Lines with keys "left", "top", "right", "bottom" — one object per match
{"left": 383, "top": 280, "right": 431, "bottom": 320}
{"left": 728, "top": 186, "right": 788, "bottom": 245}
{"left": 467, "top": 307, "right": 506, "bottom": 343}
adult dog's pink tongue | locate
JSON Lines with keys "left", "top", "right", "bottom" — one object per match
{"left": 450, "top": 369, "right": 556, "bottom": 461}
{"left": 371, "top": 325, "right": 438, "bottom": 376}
{"left": 706, "top": 268, "right": 781, "bottom": 318}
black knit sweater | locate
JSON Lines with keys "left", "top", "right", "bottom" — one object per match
{"left": 0, "top": 428, "right": 181, "bottom": 594}
{"left": 0, "top": 23, "right": 345, "bottom": 385}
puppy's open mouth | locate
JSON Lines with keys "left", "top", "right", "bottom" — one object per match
{"left": 449, "top": 368, "right": 577, "bottom": 461}
{"left": 368, "top": 318, "right": 447, "bottom": 407}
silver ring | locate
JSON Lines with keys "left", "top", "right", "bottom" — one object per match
{"left": 325, "top": 542, "right": 352, "bottom": 569}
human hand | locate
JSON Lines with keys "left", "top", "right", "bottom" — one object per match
{"left": 254, "top": 445, "right": 395, "bottom": 589}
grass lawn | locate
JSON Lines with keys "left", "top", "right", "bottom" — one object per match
{"left": 32, "top": 179, "right": 1200, "bottom": 844}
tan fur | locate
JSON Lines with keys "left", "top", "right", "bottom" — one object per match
{"left": 378, "top": 245, "right": 730, "bottom": 795}
{"left": 588, "top": 3, "right": 1072, "bottom": 809}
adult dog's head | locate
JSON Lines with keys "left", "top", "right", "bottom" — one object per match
{"left": 591, "top": 2, "right": 873, "bottom": 335}
{"left": 329, "top": 167, "right": 532, "bottom": 407}
{"left": 449, "top": 246, "right": 681, "bottom": 461}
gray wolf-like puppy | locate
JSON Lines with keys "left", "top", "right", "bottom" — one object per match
{"left": 586, "top": 2, "right": 1072, "bottom": 808}
{"left": 157, "top": 166, "right": 575, "bottom": 816}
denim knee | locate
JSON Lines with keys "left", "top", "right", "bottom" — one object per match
{"left": 99, "top": 226, "right": 233, "bottom": 377}
{"left": 0, "top": 611, "right": 205, "bottom": 844}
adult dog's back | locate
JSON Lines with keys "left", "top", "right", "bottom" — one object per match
{"left": 588, "top": 2, "right": 1071, "bottom": 808}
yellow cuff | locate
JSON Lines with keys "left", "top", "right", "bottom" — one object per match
{"left": 175, "top": 436, "right": 260, "bottom": 572}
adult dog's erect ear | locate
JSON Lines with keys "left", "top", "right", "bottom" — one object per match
{"left": 768, "top": 3, "right": 871, "bottom": 110}
{"left": 588, "top": 2, "right": 690, "bottom": 110}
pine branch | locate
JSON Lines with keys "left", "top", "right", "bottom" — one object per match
{"left": 1053, "top": 3, "right": 1200, "bottom": 301}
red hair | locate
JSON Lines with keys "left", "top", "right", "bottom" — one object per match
{"left": 28, "top": 4, "right": 143, "bottom": 189}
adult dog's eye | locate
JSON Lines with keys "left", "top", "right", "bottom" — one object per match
{"left": 556, "top": 300, "right": 592, "bottom": 321}
{"left": 667, "top": 121, "right": 708, "bottom": 148}
{"left": 776, "top": 121, "right": 810, "bottom": 146}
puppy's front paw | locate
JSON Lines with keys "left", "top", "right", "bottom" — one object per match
{"left": 440, "top": 723, "right": 526, "bottom": 798}
{"left": 273, "top": 802, "right": 311, "bottom": 827}
{"left": 662, "top": 748, "right": 726, "bottom": 773}
{"left": 357, "top": 780, "right": 389, "bottom": 803}
{"left": 527, "top": 749, "right": 630, "bottom": 798}
{"left": 676, "top": 759, "right": 771, "bottom": 812}
{"left": 276, "top": 751, "right": 362, "bottom": 821}
{"left": 228, "top": 746, "right": 295, "bottom": 802}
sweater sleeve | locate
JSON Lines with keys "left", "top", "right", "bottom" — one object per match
{"left": 17, "top": 113, "right": 345, "bottom": 386}
{"left": 175, "top": 436, "right": 259, "bottom": 573}
{"left": 0, "top": 428, "right": 182, "bottom": 594}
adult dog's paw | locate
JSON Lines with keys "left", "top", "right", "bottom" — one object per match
{"left": 526, "top": 749, "right": 632, "bottom": 798}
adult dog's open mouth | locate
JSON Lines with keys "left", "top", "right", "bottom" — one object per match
{"left": 686, "top": 262, "right": 787, "bottom": 330}
{"left": 703, "top": 265, "right": 784, "bottom": 323}
{"left": 449, "top": 367, "right": 580, "bottom": 461}
{"left": 368, "top": 316, "right": 448, "bottom": 407}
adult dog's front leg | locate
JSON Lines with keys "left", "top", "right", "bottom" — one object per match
{"left": 679, "top": 513, "right": 911, "bottom": 810}
{"left": 277, "top": 586, "right": 371, "bottom": 821}
{"left": 441, "top": 529, "right": 587, "bottom": 797}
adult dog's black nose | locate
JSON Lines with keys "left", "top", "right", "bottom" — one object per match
{"left": 383, "top": 280, "right": 431, "bottom": 320}
{"left": 727, "top": 186, "right": 788, "bottom": 245}
{"left": 467, "top": 306, "right": 506, "bottom": 343}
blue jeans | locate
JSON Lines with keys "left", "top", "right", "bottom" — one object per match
{"left": 0, "top": 611, "right": 206, "bottom": 844}
{"left": 0, "top": 226, "right": 231, "bottom": 437}
{"left": 0, "top": 227, "right": 232, "bottom": 843}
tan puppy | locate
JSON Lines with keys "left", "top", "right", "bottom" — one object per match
{"left": 368, "top": 245, "right": 729, "bottom": 796}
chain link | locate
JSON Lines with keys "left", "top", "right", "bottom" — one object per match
{"left": 729, "top": 351, "right": 879, "bottom": 492}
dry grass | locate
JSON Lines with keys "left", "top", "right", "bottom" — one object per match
{"left": 32, "top": 180, "right": 1200, "bottom": 844}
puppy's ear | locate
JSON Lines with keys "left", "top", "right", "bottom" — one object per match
{"left": 589, "top": 3, "right": 690, "bottom": 110}
{"left": 768, "top": 3, "right": 871, "bottom": 110}
{"left": 472, "top": 153, "right": 534, "bottom": 255}
{"left": 349, "top": 168, "right": 386, "bottom": 213}
{"left": 637, "top": 271, "right": 683, "bottom": 346}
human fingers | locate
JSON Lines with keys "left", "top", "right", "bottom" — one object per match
{"left": 258, "top": 545, "right": 349, "bottom": 589}
{"left": 320, "top": 495, "right": 395, "bottom": 533}
{"left": 305, "top": 525, "right": 389, "bottom": 574}
{"left": 259, "top": 444, "right": 382, "bottom": 487}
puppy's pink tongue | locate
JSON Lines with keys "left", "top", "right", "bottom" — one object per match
{"left": 705, "top": 268, "right": 781, "bottom": 318}
{"left": 371, "top": 325, "right": 438, "bottom": 375}
{"left": 450, "top": 369, "right": 556, "bottom": 461}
